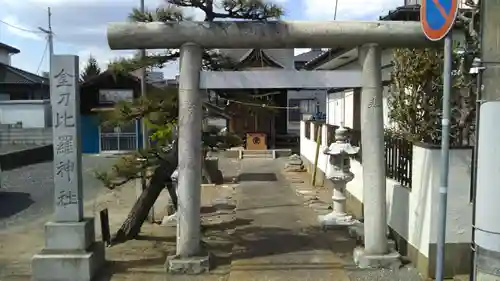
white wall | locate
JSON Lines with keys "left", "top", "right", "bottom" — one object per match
{"left": 0, "top": 100, "right": 51, "bottom": 128}
{"left": 300, "top": 121, "right": 473, "bottom": 258}
{"left": 327, "top": 90, "right": 354, "bottom": 127}
{"left": 327, "top": 86, "right": 392, "bottom": 128}
{"left": 0, "top": 49, "right": 11, "bottom": 65}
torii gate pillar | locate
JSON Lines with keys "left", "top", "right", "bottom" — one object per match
{"left": 352, "top": 44, "right": 401, "bottom": 268}
{"left": 176, "top": 43, "right": 204, "bottom": 258}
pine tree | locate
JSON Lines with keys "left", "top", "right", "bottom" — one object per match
{"left": 96, "top": 0, "right": 283, "bottom": 244}
{"left": 80, "top": 55, "right": 101, "bottom": 82}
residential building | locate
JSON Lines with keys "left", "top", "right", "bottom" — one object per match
{"left": 0, "top": 42, "right": 19, "bottom": 66}
{"left": 80, "top": 70, "right": 228, "bottom": 154}
{"left": 288, "top": 48, "right": 327, "bottom": 135}
{"left": 0, "top": 42, "right": 51, "bottom": 128}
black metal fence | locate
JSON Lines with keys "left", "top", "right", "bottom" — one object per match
{"left": 384, "top": 134, "right": 413, "bottom": 188}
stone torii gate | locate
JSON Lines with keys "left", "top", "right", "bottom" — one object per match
{"left": 107, "top": 20, "right": 434, "bottom": 273}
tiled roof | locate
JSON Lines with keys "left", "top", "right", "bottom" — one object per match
{"left": 236, "top": 49, "right": 284, "bottom": 68}
{"left": 0, "top": 63, "right": 49, "bottom": 85}
{"left": 294, "top": 49, "right": 324, "bottom": 63}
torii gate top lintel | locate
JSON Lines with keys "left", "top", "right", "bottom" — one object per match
{"left": 107, "top": 20, "right": 437, "bottom": 50}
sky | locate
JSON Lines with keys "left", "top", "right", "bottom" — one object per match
{"left": 0, "top": 0, "right": 403, "bottom": 79}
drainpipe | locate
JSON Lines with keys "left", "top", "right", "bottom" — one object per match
{"left": 470, "top": 57, "right": 483, "bottom": 281}
{"left": 470, "top": 3, "right": 485, "bottom": 279}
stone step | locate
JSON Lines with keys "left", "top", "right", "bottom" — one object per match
{"left": 242, "top": 154, "right": 274, "bottom": 159}
{"left": 243, "top": 150, "right": 274, "bottom": 154}
{"left": 241, "top": 150, "right": 275, "bottom": 159}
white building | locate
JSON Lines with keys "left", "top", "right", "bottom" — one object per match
{"left": 0, "top": 42, "right": 51, "bottom": 129}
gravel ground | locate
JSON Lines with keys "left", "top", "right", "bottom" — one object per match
{"left": 0, "top": 155, "right": 119, "bottom": 231}
{"left": 343, "top": 260, "right": 424, "bottom": 281}
{"left": 281, "top": 158, "right": 425, "bottom": 281}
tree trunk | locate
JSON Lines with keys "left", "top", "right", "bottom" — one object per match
{"left": 111, "top": 142, "right": 178, "bottom": 244}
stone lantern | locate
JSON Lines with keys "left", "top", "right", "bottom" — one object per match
{"left": 318, "top": 125, "right": 359, "bottom": 228}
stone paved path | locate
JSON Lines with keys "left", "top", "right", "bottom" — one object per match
{"left": 227, "top": 159, "right": 352, "bottom": 281}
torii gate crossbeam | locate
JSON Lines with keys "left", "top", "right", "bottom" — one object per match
{"left": 106, "top": 20, "right": 435, "bottom": 273}
{"left": 107, "top": 21, "right": 435, "bottom": 49}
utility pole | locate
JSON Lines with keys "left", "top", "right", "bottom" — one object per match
{"left": 139, "top": 0, "right": 148, "bottom": 157}
{"left": 38, "top": 7, "right": 53, "bottom": 74}
{"left": 334, "top": 0, "right": 339, "bottom": 20}
{"left": 474, "top": 1, "right": 500, "bottom": 280}
{"left": 138, "top": 0, "right": 153, "bottom": 221}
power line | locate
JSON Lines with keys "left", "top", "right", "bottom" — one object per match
{"left": 0, "top": 19, "right": 44, "bottom": 34}
{"left": 36, "top": 39, "right": 49, "bottom": 74}
{"left": 217, "top": 96, "right": 299, "bottom": 110}
{"left": 38, "top": 7, "right": 53, "bottom": 73}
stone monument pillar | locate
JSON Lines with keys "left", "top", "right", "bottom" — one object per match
{"left": 318, "top": 126, "right": 359, "bottom": 228}
{"left": 32, "top": 55, "right": 105, "bottom": 281}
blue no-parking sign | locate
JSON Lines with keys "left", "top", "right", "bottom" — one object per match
{"left": 421, "top": 0, "right": 459, "bottom": 41}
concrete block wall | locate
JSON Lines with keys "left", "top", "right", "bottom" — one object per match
{"left": 299, "top": 121, "right": 473, "bottom": 279}
{"left": 0, "top": 127, "right": 52, "bottom": 145}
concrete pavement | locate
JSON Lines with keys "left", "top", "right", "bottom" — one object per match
{"left": 227, "top": 159, "right": 352, "bottom": 281}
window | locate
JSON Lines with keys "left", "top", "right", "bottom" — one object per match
{"left": 299, "top": 99, "right": 316, "bottom": 114}
{"left": 99, "top": 89, "right": 133, "bottom": 104}
{"left": 289, "top": 98, "right": 317, "bottom": 122}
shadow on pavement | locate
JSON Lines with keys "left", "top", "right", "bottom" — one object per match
{"left": 201, "top": 203, "right": 236, "bottom": 214}
{"left": 238, "top": 173, "right": 277, "bottom": 182}
{"left": 134, "top": 234, "right": 176, "bottom": 243}
{"left": 230, "top": 226, "right": 355, "bottom": 261}
{"left": 200, "top": 212, "right": 355, "bottom": 268}
{"left": 0, "top": 191, "right": 34, "bottom": 219}
{"left": 94, "top": 255, "right": 168, "bottom": 281}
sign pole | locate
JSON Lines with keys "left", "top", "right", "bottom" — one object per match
{"left": 420, "top": 1, "right": 458, "bottom": 280}
{"left": 435, "top": 31, "right": 453, "bottom": 281}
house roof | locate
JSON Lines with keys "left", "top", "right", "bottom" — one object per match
{"left": 0, "top": 42, "right": 20, "bottom": 54}
{"left": 379, "top": 4, "right": 420, "bottom": 21}
{"left": 80, "top": 69, "right": 139, "bottom": 87}
{"left": 294, "top": 49, "right": 324, "bottom": 63}
{"left": 235, "top": 49, "right": 284, "bottom": 68}
{"left": 0, "top": 63, "right": 49, "bottom": 85}
{"left": 303, "top": 48, "right": 349, "bottom": 70}
{"left": 303, "top": 5, "right": 420, "bottom": 70}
